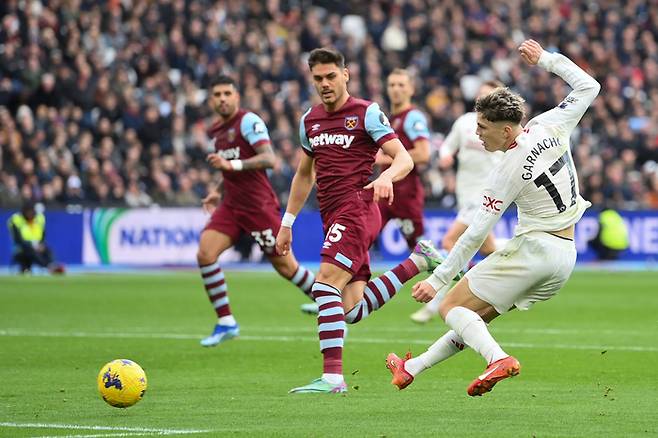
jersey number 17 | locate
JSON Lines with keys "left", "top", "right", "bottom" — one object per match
{"left": 533, "top": 151, "right": 577, "bottom": 213}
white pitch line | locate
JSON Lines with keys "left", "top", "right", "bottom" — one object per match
{"left": 1, "top": 324, "right": 653, "bottom": 338}
{"left": 0, "top": 328, "right": 657, "bottom": 353}
{"left": 32, "top": 433, "right": 153, "bottom": 438}
{"left": 244, "top": 325, "right": 653, "bottom": 337}
{"left": 0, "top": 422, "right": 210, "bottom": 436}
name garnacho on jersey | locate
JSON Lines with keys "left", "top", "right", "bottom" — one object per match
{"left": 430, "top": 50, "right": 601, "bottom": 287}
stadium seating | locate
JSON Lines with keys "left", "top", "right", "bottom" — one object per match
{"left": 0, "top": 0, "right": 657, "bottom": 209}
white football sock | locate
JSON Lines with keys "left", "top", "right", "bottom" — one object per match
{"left": 445, "top": 306, "right": 507, "bottom": 364}
{"left": 218, "top": 315, "right": 237, "bottom": 326}
{"left": 322, "top": 373, "right": 344, "bottom": 385}
{"left": 408, "top": 252, "right": 427, "bottom": 271}
{"left": 405, "top": 330, "right": 465, "bottom": 376}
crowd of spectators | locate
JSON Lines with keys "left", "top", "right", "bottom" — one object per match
{"left": 1, "top": 0, "right": 657, "bottom": 211}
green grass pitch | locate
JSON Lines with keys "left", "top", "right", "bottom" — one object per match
{"left": 0, "top": 270, "right": 657, "bottom": 437}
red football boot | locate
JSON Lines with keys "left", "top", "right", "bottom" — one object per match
{"left": 467, "top": 356, "right": 520, "bottom": 396}
{"left": 385, "top": 352, "right": 414, "bottom": 390}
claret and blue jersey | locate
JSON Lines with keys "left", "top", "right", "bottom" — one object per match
{"left": 299, "top": 96, "right": 397, "bottom": 214}
{"left": 207, "top": 109, "right": 279, "bottom": 211}
{"left": 388, "top": 106, "right": 430, "bottom": 195}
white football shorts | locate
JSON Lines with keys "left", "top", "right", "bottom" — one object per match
{"left": 465, "top": 231, "right": 577, "bottom": 314}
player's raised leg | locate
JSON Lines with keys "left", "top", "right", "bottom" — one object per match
{"left": 302, "top": 222, "right": 429, "bottom": 319}
{"left": 343, "top": 240, "right": 450, "bottom": 323}
{"left": 197, "top": 229, "right": 240, "bottom": 347}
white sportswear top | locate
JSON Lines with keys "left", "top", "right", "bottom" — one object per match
{"left": 427, "top": 51, "right": 601, "bottom": 290}
{"left": 440, "top": 112, "right": 502, "bottom": 208}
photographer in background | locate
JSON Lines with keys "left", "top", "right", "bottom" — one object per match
{"left": 589, "top": 208, "right": 630, "bottom": 261}
{"left": 7, "top": 201, "right": 65, "bottom": 274}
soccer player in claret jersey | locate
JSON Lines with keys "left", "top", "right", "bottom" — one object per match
{"left": 376, "top": 68, "right": 431, "bottom": 249}
{"left": 276, "top": 48, "right": 446, "bottom": 394}
{"left": 410, "top": 80, "right": 504, "bottom": 324}
{"left": 198, "top": 75, "right": 316, "bottom": 347}
{"left": 386, "top": 40, "right": 600, "bottom": 396}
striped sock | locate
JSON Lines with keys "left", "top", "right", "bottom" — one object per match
{"left": 288, "top": 264, "right": 315, "bottom": 299}
{"left": 344, "top": 259, "right": 419, "bottom": 324}
{"left": 312, "top": 282, "right": 345, "bottom": 375}
{"left": 199, "top": 261, "right": 231, "bottom": 319}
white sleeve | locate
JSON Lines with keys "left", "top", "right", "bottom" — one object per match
{"left": 528, "top": 51, "right": 601, "bottom": 135}
{"left": 425, "top": 159, "right": 525, "bottom": 289}
{"left": 439, "top": 116, "right": 463, "bottom": 159}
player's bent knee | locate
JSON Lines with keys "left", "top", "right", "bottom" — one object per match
{"left": 438, "top": 296, "right": 456, "bottom": 321}
{"left": 315, "top": 271, "right": 335, "bottom": 284}
{"left": 196, "top": 247, "right": 219, "bottom": 265}
{"left": 315, "top": 263, "right": 351, "bottom": 290}
{"left": 316, "top": 264, "right": 336, "bottom": 283}
{"left": 438, "top": 278, "right": 470, "bottom": 319}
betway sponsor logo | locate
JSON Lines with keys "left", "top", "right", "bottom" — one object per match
{"left": 309, "top": 133, "right": 355, "bottom": 149}
{"left": 217, "top": 147, "right": 240, "bottom": 160}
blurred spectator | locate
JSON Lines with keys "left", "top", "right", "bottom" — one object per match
{"left": 588, "top": 209, "right": 630, "bottom": 260}
{"left": 125, "top": 180, "right": 153, "bottom": 207}
{"left": 7, "top": 200, "right": 65, "bottom": 274}
{"left": 173, "top": 174, "right": 201, "bottom": 206}
{"left": 0, "top": 0, "right": 656, "bottom": 210}
{"left": 0, "top": 172, "right": 22, "bottom": 208}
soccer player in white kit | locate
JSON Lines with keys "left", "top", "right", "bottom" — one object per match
{"left": 386, "top": 39, "right": 600, "bottom": 396}
{"left": 410, "top": 80, "right": 504, "bottom": 324}
{"left": 440, "top": 79, "right": 504, "bottom": 253}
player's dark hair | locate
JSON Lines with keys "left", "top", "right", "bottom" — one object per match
{"left": 210, "top": 75, "right": 237, "bottom": 89}
{"left": 308, "top": 48, "right": 345, "bottom": 69}
{"left": 475, "top": 87, "right": 526, "bottom": 124}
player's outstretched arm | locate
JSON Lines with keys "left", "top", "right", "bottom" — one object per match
{"left": 413, "top": 164, "right": 522, "bottom": 301}
{"left": 365, "top": 139, "right": 413, "bottom": 205}
{"left": 276, "top": 153, "right": 315, "bottom": 255}
{"left": 520, "top": 39, "right": 601, "bottom": 133}
{"left": 412, "top": 205, "right": 500, "bottom": 303}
